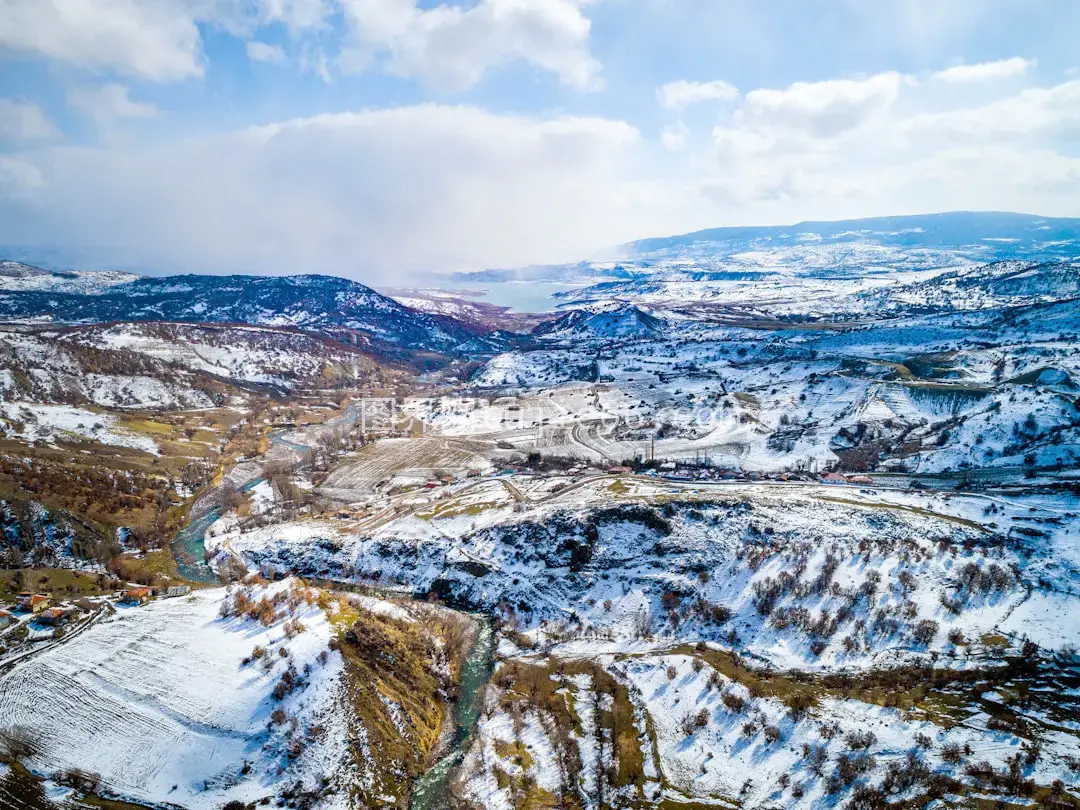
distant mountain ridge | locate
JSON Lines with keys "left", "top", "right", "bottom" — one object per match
{"left": 0, "top": 270, "right": 477, "bottom": 355}
{"left": 625, "top": 211, "right": 1080, "bottom": 259}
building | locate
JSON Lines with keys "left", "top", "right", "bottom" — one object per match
{"left": 820, "top": 472, "right": 848, "bottom": 485}
{"left": 164, "top": 585, "right": 191, "bottom": 598}
{"left": 606, "top": 466, "right": 631, "bottom": 475}
{"left": 0, "top": 610, "right": 14, "bottom": 629}
{"left": 38, "top": 607, "right": 75, "bottom": 627}
{"left": 847, "top": 475, "right": 874, "bottom": 485}
{"left": 17, "top": 593, "right": 51, "bottom": 614}
{"left": 121, "top": 587, "right": 153, "bottom": 606}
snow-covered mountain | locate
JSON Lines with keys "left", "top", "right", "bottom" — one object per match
{"left": 0, "top": 327, "right": 249, "bottom": 410}
{"left": 452, "top": 212, "right": 1080, "bottom": 315}
{"left": 861, "top": 259, "right": 1080, "bottom": 314}
{"left": 623, "top": 210, "right": 1080, "bottom": 261}
{"left": 4, "top": 211, "right": 1080, "bottom": 810}
{"left": 0, "top": 259, "right": 139, "bottom": 295}
{"left": 0, "top": 271, "right": 480, "bottom": 355}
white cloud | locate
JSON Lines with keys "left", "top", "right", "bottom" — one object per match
{"left": 0, "top": 105, "right": 645, "bottom": 278}
{"left": 0, "top": 0, "right": 204, "bottom": 81}
{"left": 339, "top": 0, "right": 603, "bottom": 91}
{"left": 932, "top": 56, "right": 1036, "bottom": 83}
{"left": 660, "top": 121, "right": 689, "bottom": 151}
{"left": 0, "top": 100, "right": 58, "bottom": 141}
{"left": 68, "top": 84, "right": 157, "bottom": 122}
{"left": 742, "top": 72, "right": 906, "bottom": 137}
{"left": 0, "top": 0, "right": 603, "bottom": 91}
{"left": 0, "top": 155, "right": 45, "bottom": 189}
{"left": 247, "top": 40, "right": 287, "bottom": 63}
{"left": 695, "top": 70, "right": 1080, "bottom": 214}
{"left": 657, "top": 79, "right": 739, "bottom": 110}
{"left": 257, "top": 0, "right": 332, "bottom": 33}
{"left": 898, "top": 79, "right": 1080, "bottom": 141}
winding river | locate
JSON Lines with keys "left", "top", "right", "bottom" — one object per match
{"left": 170, "top": 476, "right": 266, "bottom": 584}
{"left": 410, "top": 619, "right": 496, "bottom": 810}
{"left": 168, "top": 417, "right": 498, "bottom": 809}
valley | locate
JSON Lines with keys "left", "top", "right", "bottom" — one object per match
{"left": 0, "top": 212, "right": 1078, "bottom": 809}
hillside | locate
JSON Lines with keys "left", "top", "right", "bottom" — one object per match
{"left": 57, "top": 321, "right": 403, "bottom": 392}
{"left": 0, "top": 260, "right": 139, "bottom": 295}
{"left": 0, "top": 272, "right": 479, "bottom": 356}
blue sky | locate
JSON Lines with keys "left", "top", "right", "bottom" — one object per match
{"left": 1, "top": 0, "right": 1078, "bottom": 283}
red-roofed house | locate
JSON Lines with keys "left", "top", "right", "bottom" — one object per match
{"left": 17, "top": 593, "right": 51, "bottom": 614}
{"left": 121, "top": 587, "right": 153, "bottom": 606}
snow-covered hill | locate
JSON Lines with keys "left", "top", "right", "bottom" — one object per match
{"left": 0, "top": 582, "right": 347, "bottom": 808}
{"left": 0, "top": 260, "right": 139, "bottom": 295}
{"left": 0, "top": 328, "right": 240, "bottom": 410}
{"left": 0, "top": 270, "right": 480, "bottom": 356}
{"left": 58, "top": 321, "right": 400, "bottom": 392}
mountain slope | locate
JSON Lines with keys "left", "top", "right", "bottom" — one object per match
{"left": 0, "top": 259, "right": 139, "bottom": 294}
{"left": 57, "top": 321, "right": 402, "bottom": 392}
{"left": 0, "top": 272, "right": 477, "bottom": 354}
{"left": 861, "top": 259, "right": 1080, "bottom": 313}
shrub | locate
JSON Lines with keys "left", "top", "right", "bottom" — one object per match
{"left": 681, "top": 709, "right": 710, "bottom": 736}
{"left": 912, "top": 619, "right": 938, "bottom": 645}
{"left": 785, "top": 691, "right": 814, "bottom": 719}
{"left": 941, "top": 742, "right": 964, "bottom": 764}
{"left": 835, "top": 752, "right": 876, "bottom": 786}
{"left": 846, "top": 730, "right": 877, "bottom": 750}
{"left": 722, "top": 692, "right": 746, "bottom": 713}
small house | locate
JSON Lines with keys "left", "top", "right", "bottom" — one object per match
{"left": 606, "top": 466, "right": 631, "bottom": 475}
{"left": 38, "top": 607, "right": 75, "bottom": 626}
{"left": 165, "top": 585, "right": 191, "bottom": 598}
{"left": 820, "top": 472, "right": 848, "bottom": 485}
{"left": 18, "top": 593, "right": 51, "bottom": 614}
{"left": 0, "top": 610, "right": 14, "bottom": 629}
{"left": 848, "top": 474, "right": 874, "bottom": 485}
{"left": 121, "top": 587, "right": 153, "bottom": 606}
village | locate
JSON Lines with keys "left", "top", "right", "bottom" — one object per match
{"left": 0, "top": 581, "right": 193, "bottom": 668}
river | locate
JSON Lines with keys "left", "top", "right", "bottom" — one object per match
{"left": 168, "top": 417, "right": 498, "bottom": 809}
{"left": 409, "top": 619, "right": 496, "bottom": 810}
{"left": 169, "top": 476, "right": 266, "bottom": 584}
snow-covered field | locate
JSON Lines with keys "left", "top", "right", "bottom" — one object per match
{"left": 0, "top": 582, "right": 350, "bottom": 809}
{"left": 0, "top": 401, "right": 159, "bottom": 453}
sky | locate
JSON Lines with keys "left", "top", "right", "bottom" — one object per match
{"left": 0, "top": 0, "right": 1078, "bottom": 283}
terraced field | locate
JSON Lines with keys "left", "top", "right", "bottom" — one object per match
{"left": 318, "top": 436, "right": 493, "bottom": 498}
{"left": 0, "top": 587, "right": 345, "bottom": 809}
